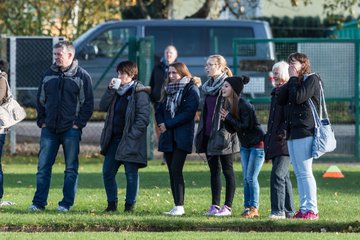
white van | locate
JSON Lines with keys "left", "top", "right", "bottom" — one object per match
{"left": 73, "top": 19, "right": 274, "bottom": 103}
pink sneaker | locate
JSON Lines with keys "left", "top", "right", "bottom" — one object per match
{"left": 302, "top": 210, "right": 319, "bottom": 220}
{"left": 293, "top": 210, "right": 304, "bottom": 219}
{"left": 214, "top": 205, "right": 232, "bottom": 216}
{"left": 204, "top": 205, "right": 220, "bottom": 215}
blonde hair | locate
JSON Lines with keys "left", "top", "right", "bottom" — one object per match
{"left": 208, "top": 54, "right": 233, "bottom": 77}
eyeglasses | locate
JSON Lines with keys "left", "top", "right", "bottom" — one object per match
{"left": 205, "top": 63, "right": 217, "bottom": 67}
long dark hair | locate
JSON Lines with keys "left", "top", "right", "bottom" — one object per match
{"left": 223, "top": 75, "right": 250, "bottom": 119}
{"left": 160, "top": 62, "right": 192, "bottom": 102}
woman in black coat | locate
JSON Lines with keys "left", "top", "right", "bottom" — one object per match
{"left": 277, "top": 53, "right": 321, "bottom": 220}
{"left": 155, "top": 62, "right": 199, "bottom": 216}
{"left": 264, "top": 61, "right": 295, "bottom": 219}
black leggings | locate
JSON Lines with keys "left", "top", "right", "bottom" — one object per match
{"left": 207, "top": 153, "right": 236, "bottom": 208}
{"left": 164, "top": 148, "right": 188, "bottom": 206}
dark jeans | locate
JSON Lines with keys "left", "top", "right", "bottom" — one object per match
{"left": 207, "top": 154, "right": 236, "bottom": 208}
{"left": 103, "top": 139, "right": 139, "bottom": 205}
{"left": 270, "top": 155, "right": 295, "bottom": 214}
{"left": 164, "top": 148, "right": 188, "bottom": 206}
{"left": 32, "top": 128, "right": 81, "bottom": 209}
{"left": 0, "top": 134, "right": 5, "bottom": 199}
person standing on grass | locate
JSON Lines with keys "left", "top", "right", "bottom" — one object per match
{"left": 0, "top": 59, "right": 15, "bottom": 207}
{"left": 150, "top": 45, "right": 178, "bottom": 165}
{"left": 155, "top": 62, "right": 199, "bottom": 216}
{"left": 29, "top": 41, "right": 94, "bottom": 212}
{"left": 264, "top": 61, "right": 295, "bottom": 219}
{"left": 99, "top": 60, "right": 150, "bottom": 213}
{"left": 220, "top": 76, "right": 265, "bottom": 219}
{"left": 195, "top": 55, "right": 239, "bottom": 217}
{"left": 277, "top": 52, "right": 321, "bottom": 220}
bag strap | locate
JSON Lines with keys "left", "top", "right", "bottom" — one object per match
{"left": 308, "top": 98, "right": 321, "bottom": 128}
{"left": 3, "top": 77, "right": 13, "bottom": 101}
{"left": 308, "top": 80, "right": 330, "bottom": 127}
{"left": 318, "top": 81, "right": 330, "bottom": 120}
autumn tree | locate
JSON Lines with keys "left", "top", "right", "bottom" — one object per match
{"left": 0, "top": 0, "right": 121, "bottom": 40}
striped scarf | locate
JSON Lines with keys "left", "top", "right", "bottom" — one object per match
{"left": 201, "top": 72, "right": 228, "bottom": 96}
{"left": 165, "top": 77, "right": 190, "bottom": 118}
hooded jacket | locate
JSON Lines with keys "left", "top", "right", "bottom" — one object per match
{"left": 99, "top": 81, "right": 150, "bottom": 167}
{"left": 36, "top": 60, "right": 94, "bottom": 133}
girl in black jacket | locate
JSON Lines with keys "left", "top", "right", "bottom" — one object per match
{"left": 220, "top": 76, "right": 265, "bottom": 219}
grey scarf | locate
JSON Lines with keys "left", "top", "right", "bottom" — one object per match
{"left": 201, "top": 72, "right": 228, "bottom": 96}
{"left": 116, "top": 81, "right": 135, "bottom": 96}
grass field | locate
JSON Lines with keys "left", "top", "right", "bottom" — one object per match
{"left": 0, "top": 155, "right": 359, "bottom": 239}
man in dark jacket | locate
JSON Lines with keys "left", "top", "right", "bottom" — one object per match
{"left": 29, "top": 41, "right": 94, "bottom": 212}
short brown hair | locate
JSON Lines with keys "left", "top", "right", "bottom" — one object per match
{"left": 116, "top": 61, "right": 138, "bottom": 80}
{"left": 54, "top": 41, "right": 75, "bottom": 54}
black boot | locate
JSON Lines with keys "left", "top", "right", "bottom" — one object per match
{"left": 124, "top": 202, "right": 135, "bottom": 212}
{"left": 104, "top": 201, "right": 117, "bottom": 212}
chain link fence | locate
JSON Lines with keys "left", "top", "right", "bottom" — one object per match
{"left": 3, "top": 36, "right": 359, "bottom": 161}
{"left": 1, "top": 36, "right": 155, "bottom": 157}
{"left": 233, "top": 38, "right": 360, "bottom": 161}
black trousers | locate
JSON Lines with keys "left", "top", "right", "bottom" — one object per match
{"left": 164, "top": 148, "right": 188, "bottom": 206}
{"left": 207, "top": 153, "right": 236, "bottom": 208}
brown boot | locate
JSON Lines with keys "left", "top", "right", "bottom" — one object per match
{"left": 244, "top": 206, "right": 260, "bottom": 218}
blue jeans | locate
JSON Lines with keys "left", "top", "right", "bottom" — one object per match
{"left": 32, "top": 127, "right": 81, "bottom": 209}
{"left": 0, "top": 134, "right": 6, "bottom": 199}
{"left": 270, "top": 155, "right": 295, "bottom": 214}
{"left": 240, "top": 147, "right": 264, "bottom": 208}
{"left": 287, "top": 136, "right": 318, "bottom": 214}
{"left": 103, "top": 139, "right": 139, "bottom": 205}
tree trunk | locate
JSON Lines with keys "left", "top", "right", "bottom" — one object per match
{"left": 185, "top": 0, "right": 216, "bottom": 18}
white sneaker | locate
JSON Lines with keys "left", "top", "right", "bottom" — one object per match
{"left": 164, "top": 206, "right": 185, "bottom": 216}
{"left": 56, "top": 206, "right": 69, "bottom": 212}
{"left": 269, "top": 212, "right": 286, "bottom": 220}
{"left": 0, "top": 201, "right": 16, "bottom": 207}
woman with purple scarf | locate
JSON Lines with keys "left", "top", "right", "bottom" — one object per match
{"left": 195, "top": 55, "right": 239, "bottom": 217}
{"left": 155, "top": 62, "right": 199, "bottom": 216}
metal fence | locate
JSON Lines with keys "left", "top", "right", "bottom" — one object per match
{"left": 3, "top": 36, "right": 360, "bottom": 162}
{"left": 233, "top": 38, "right": 360, "bottom": 161}
{"left": 2, "top": 36, "right": 155, "bottom": 158}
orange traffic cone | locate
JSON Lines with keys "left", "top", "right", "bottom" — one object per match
{"left": 322, "top": 165, "right": 345, "bottom": 178}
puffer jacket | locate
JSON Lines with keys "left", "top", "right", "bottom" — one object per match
{"left": 277, "top": 73, "right": 321, "bottom": 140}
{"left": 195, "top": 88, "right": 240, "bottom": 156}
{"left": 36, "top": 60, "right": 94, "bottom": 133}
{"left": 99, "top": 81, "right": 150, "bottom": 168}
{"left": 223, "top": 97, "right": 264, "bottom": 148}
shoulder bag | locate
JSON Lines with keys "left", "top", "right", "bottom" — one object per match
{"left": 308, "top": 81, "right": 336, "bottom": 159}
{"left": 0, "top": 77, "right": 26, "bottom": 128}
